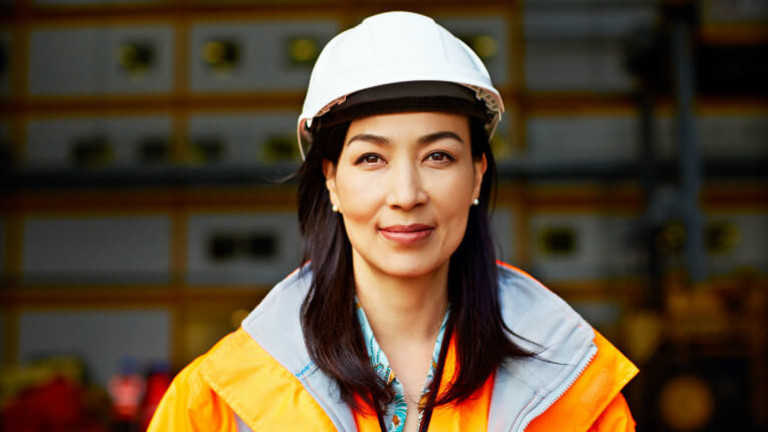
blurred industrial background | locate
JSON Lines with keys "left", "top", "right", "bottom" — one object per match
{"left": 0, "top": 0, "right": 766, "bottom": 430}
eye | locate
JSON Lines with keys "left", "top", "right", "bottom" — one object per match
{"left": 355, "top": 153, "right": 384, "bottom": 165}
{"left": 424, "top": 151, "right": 455, "bottom": 163}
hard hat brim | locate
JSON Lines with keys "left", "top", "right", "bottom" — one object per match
{"left": 316, "top": 81, "right": 491, "bottom": 128}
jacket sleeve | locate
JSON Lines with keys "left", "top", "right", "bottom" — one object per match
{"left": 147, "top": 356, "right": 238, "bottom": 432}
{"left": 588, "top": 392, "right": 636, "bottom": 432}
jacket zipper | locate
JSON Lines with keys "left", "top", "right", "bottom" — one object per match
{"left": 518, "top": 343, "right": 597, "bottom": 431}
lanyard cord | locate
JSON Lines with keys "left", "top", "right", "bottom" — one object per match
{"left": 374, "top": 318, "right": 454, "bottom": 432}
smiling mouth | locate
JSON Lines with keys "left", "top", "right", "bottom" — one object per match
{"left": 379, "top": 224, "right": 434, "bottom": 244}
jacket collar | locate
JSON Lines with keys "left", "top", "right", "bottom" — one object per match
{"left": 225, "top": 263, "right": 625, "bottom": 431}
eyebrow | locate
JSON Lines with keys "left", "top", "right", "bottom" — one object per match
{"left": 418, "top": 131, "right": 464, "bottom": 145}
{"left": 346, "top": 133, "right": 389, "bottom": 146}
{"left": 346, "top": 131, "right": 464, "bottom": 147}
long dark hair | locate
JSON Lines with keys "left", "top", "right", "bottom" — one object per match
{"left": 297, "top": 115, "right": 533, "bottom": 413}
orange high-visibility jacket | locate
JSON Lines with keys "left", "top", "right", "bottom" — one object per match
{"left": 150, "top": 263, "right": 639, "bottom": 431}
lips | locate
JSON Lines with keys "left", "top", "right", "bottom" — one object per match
{"left": 379, "top": 224, "right": 434, "bottom": 244}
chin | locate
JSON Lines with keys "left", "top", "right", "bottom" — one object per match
{"left": 373, "top": 257, "right": 446, "bottom": 279}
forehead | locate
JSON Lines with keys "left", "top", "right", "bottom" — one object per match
{"left": 345, "top": 112, "right": 470, "bottom": 139}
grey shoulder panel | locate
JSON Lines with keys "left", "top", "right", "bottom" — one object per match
{"left": 240, "top": 266, "right": 357, "bottom": 432}
{"left": 488, "top": 264, "right": 597, "bottom": 432}
{"left": 241, "top": 267, "right": 312, "bottom": 374}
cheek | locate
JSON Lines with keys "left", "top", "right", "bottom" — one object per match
{"left": 428, "top": 168, "right": 477, "bottom": 207}
{"left": 334, "top": 170, "right": 382, "bottom": 221}
{"left": 426, "top": 173, "right": 475, "bottom": 246}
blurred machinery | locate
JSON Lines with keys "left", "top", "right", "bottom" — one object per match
{"left": 0, "top": 356, "right": 110, "bottom": 431}
{"left": 107, "top": 357, "right": 144, "bottom": 431}
{"left": 622, "top": 2, "right": 768, "bottom": 430}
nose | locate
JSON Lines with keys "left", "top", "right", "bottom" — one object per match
{"left": 386, "top": 160, "right": 427, "bottom": 210}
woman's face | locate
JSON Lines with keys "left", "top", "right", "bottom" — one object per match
{"left": 323, "top": 111, "right": 486, "bottom": 280}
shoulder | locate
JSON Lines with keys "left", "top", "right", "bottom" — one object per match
{"left": 147, "top": 267, "right": 312, "bottom": 431}
{"left": 150, "top": 268, "right": 343, "bottom": 432}
{"left": 496, "top": 261, "right": 574, "bottom": 313}
{"left": 526, "top": 332, "right": 639, "bottom": 431}
{"left": 495, "top": 261, "right": 595, "bottom": 351}
{"left": 149, "top": 326, "right": 316, "bottom": 431}
{"left": 490, "top": 262, "right": 638, "bottom": 431}
{"left": 148, "top": 332, "right": 246, "bottom": 431}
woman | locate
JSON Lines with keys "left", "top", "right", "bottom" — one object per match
{"left": 149, "top": 11, "right": 638, "bottom": 432}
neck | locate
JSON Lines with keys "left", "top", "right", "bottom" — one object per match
{"left": 352, "top": 251, "right": 449, "bottom": 347}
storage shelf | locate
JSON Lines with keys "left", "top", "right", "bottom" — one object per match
{"left": 0, "top": 283, "right": 269, "bottom": 307}
{"left": 497, "top": 158, "right": 768, "bottom": 181}
{"left": 4, "top": 158, "right": 766, "bottom": 190}
{"left": 1, "top": 164, "right": 300, "bottom": 190}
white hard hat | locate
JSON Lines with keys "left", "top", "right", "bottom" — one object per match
{"left": 297, "top": 11, "right": 504, "bottom": 159}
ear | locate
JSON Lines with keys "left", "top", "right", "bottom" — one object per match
{"left": 322, "top": 159, "right": 340, "bottom": 211}
{"left": 472, "top": 153, "right": 487, "bottom": 202}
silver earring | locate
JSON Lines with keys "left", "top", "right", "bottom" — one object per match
{"left": 331, "top": 204, "right": 339, "bottom": 213}
{"left": 472, "top": 198, "right": 480, "bottom": 206}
